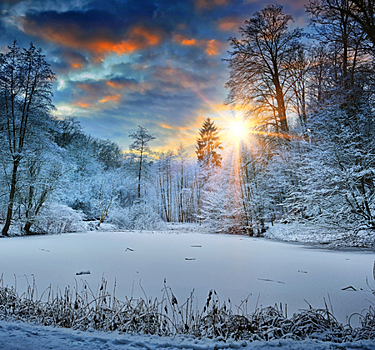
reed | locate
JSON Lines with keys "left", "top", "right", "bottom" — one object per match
{"left": 0, "top": 274, "right": 374, "bottom": 342}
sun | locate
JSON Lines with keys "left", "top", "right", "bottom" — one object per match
{"left": 227, "top": 118, "right": 248, "bottom": 142}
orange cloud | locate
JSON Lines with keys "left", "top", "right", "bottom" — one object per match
{"left": 193, "top": 115, "right": 207, "bottom": 128}
{"left": 106, "top": 81, "right": 123, "bottom": 89}
{"left": 173, "top": 34, "right": 223, "bottom": 56}
{"left": 173, "top": 34, "right": 192, "bottom": 46}
{"left": 161, "top": 124, "right": 172, "bottom": 129}
{"left": 71, "top": 62, "right": 83, "bottom": 69}
{"left": 21, "top": 18, "right": 163, "bottom": 59}
{"left": 178, "top": 126, "right": 191, "bottom": 130}
{"left": 217, "top": 17, "right": 240, "bottom": 32}
{"left": 205, "top": 39, "right": 220, "bottom": 56}
{"left": 74, "top": 101, "right": 92, "bottom": 108}
{"left": 131, "top": 26, "right": 160, "bottom": 46}
{"left": 99, "top": 94, "right": 121, "bottom": 103}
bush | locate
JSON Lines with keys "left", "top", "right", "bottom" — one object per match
{"left": 107, "top": 203, "right": 166, "bottom": 230}
{"left": 32, "top": 203, "right": 85, "bottom": 234}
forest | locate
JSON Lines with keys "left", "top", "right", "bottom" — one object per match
{"left": 0, "top": 0, "right": 374, "bottom": 242}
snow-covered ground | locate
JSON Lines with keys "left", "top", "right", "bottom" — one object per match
{"left": 0, "top": 226, "right": 375, "bottom": 349}
{"left": 265, "top": 222, "right": 375, "bottom": 249}
{"left": 1, "top": 319, "right": 375, "bottom": 350}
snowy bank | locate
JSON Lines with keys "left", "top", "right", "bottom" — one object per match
{"left": 2, "top": 320, "right": 375, "bottom": 350}
{"left": 264, "top": 222, "right": 375, "bottom": 250}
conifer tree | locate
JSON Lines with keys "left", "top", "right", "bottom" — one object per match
{"left": 196, "top": 118, "right": 222, "bottom": 168}
{"left": 128, "top": 125, "right": 155, "bottom": 199}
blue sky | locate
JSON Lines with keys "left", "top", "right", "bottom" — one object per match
{"left": 0, "top": 0, "right": 308, "bottom": 153}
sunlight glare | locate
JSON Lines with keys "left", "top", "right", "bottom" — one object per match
{"left": 228, "top": 118, "right": 247, "bottom": 142}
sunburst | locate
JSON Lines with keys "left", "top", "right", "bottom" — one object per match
{"left": 227, "top": 118, "right": 248, "bottom": 143}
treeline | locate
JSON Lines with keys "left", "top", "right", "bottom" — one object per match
{"left": 0, "top": 73, "right": 203, "bottom": 236}
{"left": 216, "top": 0, "right": 375, "bottom": 234}
{"left": 1, "top": 0, "right": 374, "bottom": 237}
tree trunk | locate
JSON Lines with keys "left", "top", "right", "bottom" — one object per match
{"left": 273, "top": 64, "right": 289, "bottom": 134}
{"left": 137, "top": 148, "right": 143, "bottom": 199}
{"left": 2, "top": 160, "right": 20, "bottom": 236}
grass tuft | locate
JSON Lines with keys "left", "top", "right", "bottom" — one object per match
{"left": 0, "top": 274, "right": 374, "bottom": 342}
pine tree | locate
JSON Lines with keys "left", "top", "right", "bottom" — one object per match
{"left": 128, "top": 125, "right": 155, "bottom": 199}
{"left": 196, "top": 118, "right": 222, "bottom": 168}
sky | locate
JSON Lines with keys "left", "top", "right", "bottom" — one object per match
{"left": 0, "top": 0, "right": 308, "bottom": 153}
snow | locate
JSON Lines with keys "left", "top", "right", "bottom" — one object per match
{"left": 2, "top": 320, "right": 375, "bottom": 350}
{"left": 265, "top": 222, "right": 375, "bottom": 248}
{"left": 0, "top": 227, "right": 375, "bottom": 348}
{"left": 0, "top": 229, "right": 374, "bottom": 323}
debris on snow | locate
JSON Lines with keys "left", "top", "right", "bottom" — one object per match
{"left": 76, "top": 270, "right": 90, "bottom": 275}
{"left": 258, "top": 278, "right": 285, "bottom": 284}
{"left": 342, "top": 286, "right": 357, "bottom": 291}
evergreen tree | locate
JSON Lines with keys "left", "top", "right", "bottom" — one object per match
{"left": 196, "top": 118, "right": 222, "bottom": 168}
{"left": 128, "top": 125, "right": 155, "bottom": 199}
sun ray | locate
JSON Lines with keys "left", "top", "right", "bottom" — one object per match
{"left": 227, "top": 118, "right": 248, "bottom": 142}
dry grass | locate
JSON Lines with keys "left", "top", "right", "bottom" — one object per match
{"left": 0, "top": 274, "right": 374, "bottom": 342}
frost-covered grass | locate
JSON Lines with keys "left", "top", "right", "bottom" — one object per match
{"left": 0, "top": 229, "right": 374, "bottom": 324}
{"left": 1, "top": 275, "right": 375, "bottom": 343}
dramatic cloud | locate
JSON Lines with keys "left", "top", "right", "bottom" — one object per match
{"left": 173, "top": 34, "right": 224, "bottom": 56}
{"left": 20, "top": 10, "right": 166, "bottom": 60}
{"left": 0, "top": 0, "right": 309, "bottom": 152}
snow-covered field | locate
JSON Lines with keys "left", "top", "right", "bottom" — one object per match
{"left": 0, "top": 227, "right": 375, "bottom": 349}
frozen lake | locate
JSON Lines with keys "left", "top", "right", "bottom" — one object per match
{"left": 0, "top": 230, "right": 374, "bottom": 324}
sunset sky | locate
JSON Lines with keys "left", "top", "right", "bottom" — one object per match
{"left": 0, "top": 0, "right": 308, "bottom": 153}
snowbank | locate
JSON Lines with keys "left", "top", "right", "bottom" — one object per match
{"left": 264, "top": 222, "right": 375, "bottom": 249}
{"left": 1, "top": 320, "right": 375, "bottom": 350}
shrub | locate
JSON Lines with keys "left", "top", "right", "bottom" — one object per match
{"left": 107, "top": 204, "right": 166, "bottom": 230}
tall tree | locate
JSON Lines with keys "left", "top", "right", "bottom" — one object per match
{"left": 306, "top": 0, "right": 367, "bottom": 98}
{"left": 325, "top": 0, "right": 375, "bottom": 51}
{"left": 0, "top": 41, "right": 55, "bottom": 236}
{"left": 128, "top": 125, "right": 155, "bottom": 199}
{"left": 156, "top": 150, "right": 176, "bottom": 222}
{"left": 226, "top": 4, "right": 302, "bottom": 135}
{"left": 196, "top": 117, "right": 222, "bottom": 168}
{"left": 176, "top": 143, "right": 189, "bottom": 222}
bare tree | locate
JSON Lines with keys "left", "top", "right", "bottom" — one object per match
{"left": 226, "top": 5, "right": 302, "bottom": 135}
{"left": 325, "top": 0, "right": 375, "bottom": 51}
{"left": 0, "top": 41, "right": 55, "bottom": 236}
{"left": 306, "top": 0, "right": 367, "bottom": 94}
